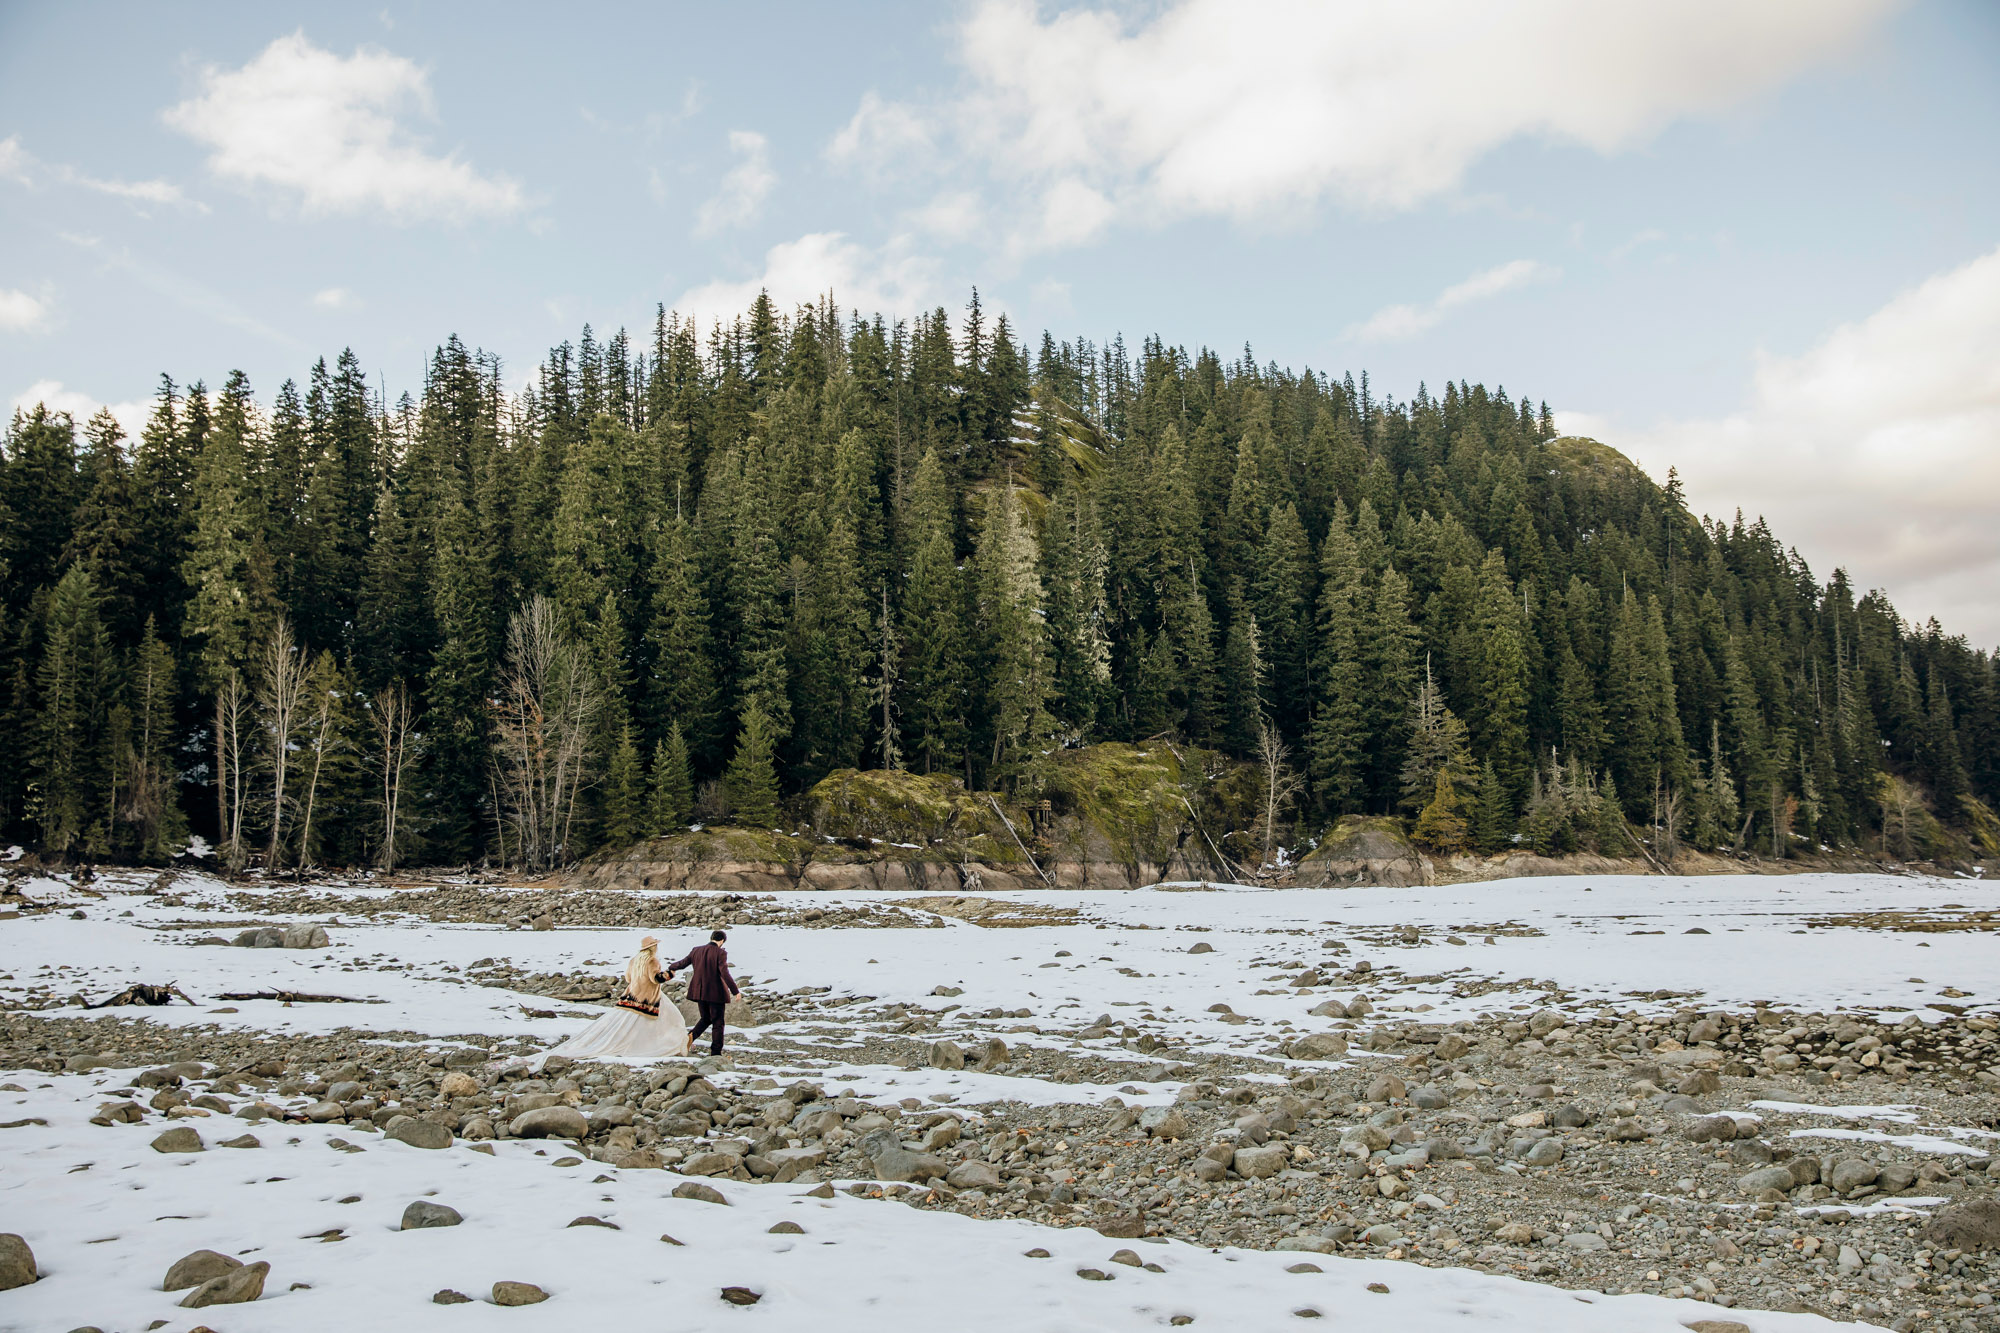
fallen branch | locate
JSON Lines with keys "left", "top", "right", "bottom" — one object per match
{"left": 215, "top": 989, "right": 381, "bottom": 1004}
{"left": 86, "top": 982, "right": 198, "bottom": 1009}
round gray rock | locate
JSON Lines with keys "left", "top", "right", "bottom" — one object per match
{"left": 151, "top": 1127, "right": 204, "bottom": 1154}
{"left": 401, "top": 1201, "right": 464, "bottom": 1230}
{"left": 180, "top": 1259, "right": 268, "bottom": 1308}
{"left": 386, "top": 1117, "right": 453, "bottom": 1150}
{"left": 510, "top": 1105, "right": 590, "bottom": 1140}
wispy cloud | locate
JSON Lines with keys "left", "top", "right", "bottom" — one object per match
{"left": 694, "top": 130, "right": 776, "bottom": 236}
{"left": 311, "top": 287, "right": 358, "bottom": 310}
{"left": 0, "top": 134, "right": 203, "bottom": 212}
{"left": 162, "top": 32, "right": 525, "bottom": 222}
{"left": 1348, "top": 258, "right": 1557, "bottom": 342}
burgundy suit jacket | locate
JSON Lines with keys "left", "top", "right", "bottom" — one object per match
{"left": 670, "top": 942, "right": 738, "bottom": 1004}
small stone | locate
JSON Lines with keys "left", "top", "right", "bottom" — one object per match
{"left": 1493, "top": 1222, "right": 1535, "bottom": 1244}
{"left": 1561, "top": 1232, "right": 1608, "bottom": 1252}
{"left": 1109, "top": 1248, "right": 1143, "bottom": 1267}
{"left": 1293, "top": 1308, "right": 1322, "bottom": 1318}
{"left": 720, "top": 1287, "right": 762, "bottom": 1305}
{"left": 672, "top": 1182, "right": 729, "bottom": 1205}
{"left": 568, "top": 1216, "right": 620, "bottom": 1229}
{"left": 386, "top": 1118, "right": 452, "bottom": 1150}
{"left": 218, "top": 1133, "right": 261, "bottom": 1149}
{"left": 1077, "top": 1267, "right": 1112, "bottom": 1281}
{"left": 1188, "top": 942, "right": 1214, "bottom": 954}
{"left": 947, "top": 1160, "right": 1002, "bottom": 1191}
{"left": 1364, "top": 1073, "right": 1406, "bottom": 1102}
{"left": 1367, "top": 1283, "right": 1390, "bottom": 1293}
{"left": 492, "top": 1281, "right": 549, "bottom": 1306}
{"left": 1137, "top": 1106, "right": 1188, "bottom": 1139}
{"left": 660, "top": 1235, "right": 684, "bottom": 1245}
{"left": 1434, "top": 1033, "right": 1470, "bottom": 1060}
{"left": 928, "top": 1039, "right": 966, "bottom": 1070}
{"left": 151, "top": 1127, "right": 204, "bottom": 1153}
{"left": 179, "top": 1260, "right": 268, "bottom": 1308}
{"left": 1522, "top": 1137, "right": 1566, "bottom": 1166}
{"left": 401, "top": 1201, "right": 464, "bottom": 1230}
{"left": 1024, "top": 1248, "right": 1051, "bottom": 1258}
{"left": 1683, "top": 1323, "right": 1753, "bottom": 1333}
{"left": 1737, "top": 1165, "right": 1797, "bottom": 1195}
{"left": 767, "top": 1221, "right": 804, "bottom": 1234}
{"left": 1285, "top": 1262, "right": 1322, "bottom": 1273}
{"left": 0, "top": 1235, "right": 37, "bottom": 1290}
{"left": 432, "top": 1289, "right": 472, "bottom": 1304}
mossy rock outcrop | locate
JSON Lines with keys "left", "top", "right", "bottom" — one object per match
{"left": 1293, "top": 815, "right": 1432, "bottom": 887}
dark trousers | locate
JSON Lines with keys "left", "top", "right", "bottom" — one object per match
{"left": 689, "top": 999, "right": 728, "bottom": 1054}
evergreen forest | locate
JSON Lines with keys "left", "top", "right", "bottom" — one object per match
{"left": 3, "top": 291, "right": 1996, "bottom": 872}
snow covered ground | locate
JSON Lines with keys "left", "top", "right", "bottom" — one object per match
{"left": 3, "top": 868, "right": 1994, "bottom": 1330}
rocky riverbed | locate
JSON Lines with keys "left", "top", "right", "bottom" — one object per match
{"left": 4, "top": 865, "right": 1998, "bottom": 1331}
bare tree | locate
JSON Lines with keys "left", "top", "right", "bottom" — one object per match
{"left": 293, "top": 653, "right": 346, "bottom": 871}
{"left": 372, "top": 679, "right": 417, "bottom": 874}
{"left": 256, "top": 617, "right": 312, "bottom": 874}
{"left": 493, "top": 596, "right": 601, "bottom": 871}
{"left": 1254, "top": 717, "right": 1307, "bottom": 869}
{"left": 217, "top": 671, "right": 252, "bottom": 873}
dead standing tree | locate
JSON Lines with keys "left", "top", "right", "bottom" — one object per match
{"left": 493, "top": 596, "right": 600, "bottom": 872}
{"left": 1254, "top": 717, "right": 1307, "bottom": 872}
{"left": 371, "top": 679, "right": 416, "bottom": 873}
{"left": 255, "top": 617, "right": 312, "bottom": 874}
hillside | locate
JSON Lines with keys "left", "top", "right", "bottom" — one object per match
{"left": 1, "top": 293, "right": 1995, "bottom": 875}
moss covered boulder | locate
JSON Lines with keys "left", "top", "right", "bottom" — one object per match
{"left": 1293, "top": 815, "right": 1432, "bottom": 887}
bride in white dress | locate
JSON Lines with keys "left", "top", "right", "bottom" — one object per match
{"left": 537, "top": 936, "right": 691, "bottom": 1064}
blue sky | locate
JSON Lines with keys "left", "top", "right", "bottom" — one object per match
{"left": 3, "top": 1, "right": 1998, "bottom": 640}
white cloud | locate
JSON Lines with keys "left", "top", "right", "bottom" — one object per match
{"left": 673, "top": 232, "right": 936, "bottom": 329}
{"left": 911, "top": 190, "right": 984, "bottom": 242}
{"left": 0, "top": 289, "right": 50, "bottom": 332}
{"left": 890, "top": 0, "right": 1894, "bottom": 251}
{"left": 1349, "top": 258, "right": 1556, "bottom": 342}
{"left": 162, "top": 31, "right": 524, "bottom": 222}
{"left": 826, "top": 91, "right": 934, "bottom": 172}
{"left": 312, "top": 286, "right": 357, "bottom": 309}
{"left": 1581, "top": 243, "right": 2000, "bottom": 646}
{"left": 694, "top": 130, "right": 776, "bottom": 236}
{"left": 10, "top": 380, "right": 151, "bottom": 442}
{"left": 0, "top": 134, "right": 199, "bottom": 211}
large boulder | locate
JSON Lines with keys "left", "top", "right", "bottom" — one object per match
{"left": 180, "top": 1260, "right": 268, "bottom": 1308}
{"left": 1924, "top": 1198, "right": 2000, "bottom": 1252}
{"left": 1292, "top": 816, "right": 1431, "bottom": 887}
{"left": 0, "top": 1235, "right": 36, "bottom": 1290}
{"left": 164, "top": 1250, "right": 241, "bottom": 1291}
{"left": 510, "top": 1106, "right": 589, "bottom": 1140}
{"left": 282, "top": 923, "right": 331, "bottom": 949}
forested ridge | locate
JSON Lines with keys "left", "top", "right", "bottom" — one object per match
{"left": 3, "top": 291, "right": 1996, "bottom": 872}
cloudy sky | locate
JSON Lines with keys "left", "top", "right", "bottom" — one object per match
{"left": 3, "top": 0, "right": 1997, "bottom": 641}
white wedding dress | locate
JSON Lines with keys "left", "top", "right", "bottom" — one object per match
{"left": 537, "top": 996, "right": 690, "bottom": 1065}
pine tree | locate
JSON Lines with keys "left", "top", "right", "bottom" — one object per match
{"left": 724, "top": 700, "right": 781, "bottom": 826}
{"left": 900, "top": 449, "right": 967, "bottom": 774}
{"left": 123, "top": 616, "right": 187, "bottom": 861}
{"left": 30, "top": 568, "right": 111, "bottom": 854}
{"left": 1400, "top": 659, "right": 1472, "bottom": 814}
{"left": 602, "top": 724, "right": 646, "bottom": 847}
{"left": 1471, "top": 758, "right": 1513, "bottom": 851}
{"left": 1308, "top": 502, "right": 1365, "bottom": 812}
{"left": 648, "top": 723, "right": 694, "bottom": 832}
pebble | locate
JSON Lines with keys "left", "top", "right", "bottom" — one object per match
{"left": 492, "top": 1281, "right": 549, "bottom": 1306}
{"left": 400, "top": 1201, "right": 463, "bottom": 1230}
{"left": 150, "top": 1127, "right": 203, "bottom": 1153}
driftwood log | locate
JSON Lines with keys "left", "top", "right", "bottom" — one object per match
{"left": 86, "top": 982, "right": 197, "bottom": 1008}
{"left": 215, "top": 989, "right": 380, "bottom": 1004}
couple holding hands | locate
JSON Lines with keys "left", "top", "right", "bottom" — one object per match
{"left": 540, "top": 931, "right": 741, "bottom": 1063}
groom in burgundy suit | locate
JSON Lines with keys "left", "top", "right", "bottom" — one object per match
{"left": 670, "top": 930, "right": 741, "bottom": 1056}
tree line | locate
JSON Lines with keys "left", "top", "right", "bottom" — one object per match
{"left": 2, "top": 290, "right": 1995, "bottom": 871}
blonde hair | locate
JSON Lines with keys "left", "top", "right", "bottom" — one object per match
{"left": 624, "top": 939, "right": 661, "bottom": 1005}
